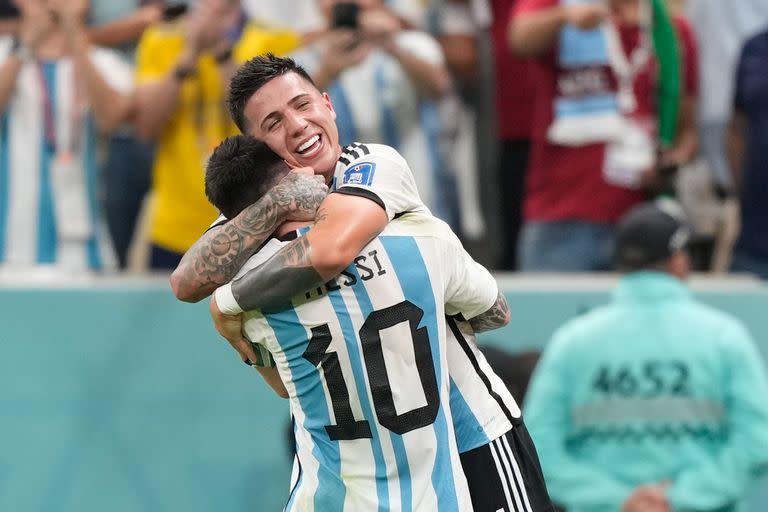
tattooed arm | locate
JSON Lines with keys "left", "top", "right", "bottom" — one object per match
{"left": 170, "top": 171, "right": 327, "bottom": 302}
{"left": 214, "top": 193, "right": 388, "bottom": 313}
{"left": 468, "top": 292, "right": 511, "bottom": 333}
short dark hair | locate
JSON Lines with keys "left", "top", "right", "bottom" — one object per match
{"left": 228, "top": 53, "right": 317, "bottom": 133}
{"left": 205, "top": 135, "right": 290, "bottom": 219}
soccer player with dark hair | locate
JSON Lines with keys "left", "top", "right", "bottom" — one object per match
{"left": 179, "top": 55, "right": 554, "bottom": 511}
{"left": 204, "top": 134, "right": 504, "bottom": 509}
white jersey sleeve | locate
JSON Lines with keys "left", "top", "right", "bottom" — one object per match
{"left": 332, "top": 143, "right": 429, "bottom": 220}
{"left": 441, "top": 234, "right": 499, "bottom": 321}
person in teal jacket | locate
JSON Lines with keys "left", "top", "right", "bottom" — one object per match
{"left": 524, "top": 200, "right": 768, "bottom": 512}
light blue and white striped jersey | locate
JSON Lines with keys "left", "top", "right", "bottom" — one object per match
{"left": 216, "top": 213, "right": 498, "bottom": 511}
{"left": 212, "top": 142, "right": 521, "bottom": 454}
{"left": 332, "top": 143, "right": 522, "bottom": 453}
{"left": 0, "top": 38, "right": 130, "bottom": 271}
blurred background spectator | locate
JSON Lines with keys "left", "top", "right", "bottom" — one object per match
{"left": 509, "top": 0, "right": 699, "bottom": 272}
{"left": 428, "top": 0, "right": 487, "bottom": 239}
{"left": 289, "top": 0, "right": 454, "bottom": 225}
{"left": 491, "top": 0, "right": 535, "bottom": 270}
{"left": 685, "top": 0, "right": 768, "bottom": 189}
{"left": 88, "top": 1, "right": 163, "bottom": 270}
{"left": 727, "top": 27, "right": 768, "bottom": 280}
{"left": 0, "top": 0, "right": 133, "bottom": 272}
{"left": 524, "top": 200, "right": 768, "bottom": 512}
{"left": 132, "top": 0, "right": 300, "bottom": 269}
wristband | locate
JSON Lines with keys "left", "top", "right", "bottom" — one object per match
{"left": 214, "top": 283, "right": 244, "bottom": 315}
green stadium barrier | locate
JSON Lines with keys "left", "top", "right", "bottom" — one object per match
{"left": 1, "top": 274, "right": 766, "bottom": 511}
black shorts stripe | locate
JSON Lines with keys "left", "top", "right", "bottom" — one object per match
{"left": 490, "top": 439, "right": 517, "bottom": 511}
{"left": 504, "top": 435, "right": 536, "bottom": 512}
{"left": 461, "top": 427, "right": 555, "bottom": 512}
{"left": 497, "top": 438, "right": 527, "bottom": 511}
{"left": 500, "top": 437, "right": 532, "bottom": 512}
{"left": 447, "top": 317, "right": 518, "bottom": 425}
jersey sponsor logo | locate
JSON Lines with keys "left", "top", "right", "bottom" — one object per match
{"left": 343, "top": 162, "right": 376, "bottom": 186}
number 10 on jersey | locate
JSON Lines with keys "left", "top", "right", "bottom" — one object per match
{"left": 302, "top": 300, "right": 440, "bottom": 440}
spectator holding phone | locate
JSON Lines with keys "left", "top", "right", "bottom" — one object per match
{"left": 87, "top": 0, "right": 164, "bottom": 269}
{"left": 0, "top": 0, "right": 133, "bottom": 272}
{"left": 290, "top": 0, "right": 453, "bottom": 221}
{"left": 133, "top": 0, "right": 302, "bottom": 269}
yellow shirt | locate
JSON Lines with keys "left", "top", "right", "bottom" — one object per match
{"left": 136, "top": 22, "right": 301, "bottom": 253}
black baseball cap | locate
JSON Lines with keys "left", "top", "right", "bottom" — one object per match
{"left": 613, "top": 199, "right": 691, "bottom": 270}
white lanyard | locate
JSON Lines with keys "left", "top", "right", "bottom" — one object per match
{"left": 603, "top": 0, "right": 653, "bottom": 114}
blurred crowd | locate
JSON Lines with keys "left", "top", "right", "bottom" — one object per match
{"left": 0, "top": 0, "right": 767, "bottom": 278}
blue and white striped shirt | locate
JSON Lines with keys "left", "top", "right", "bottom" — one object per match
{"left": 217, "top": 213, "right": 498, "bottom": 511}
{"left": 0, "top": 38, "right": 131, "bottom": 271}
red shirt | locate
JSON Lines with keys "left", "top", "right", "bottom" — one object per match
{"left": 513, "top": 0, "right": 698, "bottom": 223}
{"left": 491, "top": 0, "right": 536, "bottom": 140}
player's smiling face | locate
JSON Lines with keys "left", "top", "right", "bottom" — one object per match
{"left": 243, "top": 72, "right": 341, "bottom": 182}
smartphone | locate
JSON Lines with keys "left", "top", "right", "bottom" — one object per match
{"left": 162, "top": 3, "right": 188, "bottom": 22}
{"left": 331, "top": 2, "right": 359, "bottom": 29}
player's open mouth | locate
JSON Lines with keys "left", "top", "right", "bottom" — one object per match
{"left": 297, "top": 134, "right": 322, "bottom": 157}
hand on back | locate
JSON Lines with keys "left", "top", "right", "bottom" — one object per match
{"left": 621, "top": 484, "right": 670, "bottom": 512}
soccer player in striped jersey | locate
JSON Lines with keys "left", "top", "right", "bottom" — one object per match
{"left": 174, "top": 55, "right": 554, "bottom": 511}
{"left": 206, "top": 135, "right": 502, "bottom": 511}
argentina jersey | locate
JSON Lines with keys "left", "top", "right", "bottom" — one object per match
{"left": 331, "top": 143, "right": 429, "bottom": 221}
{"left": 0, "top": 39, "right": 127, "bottom": 271}
{"left": 223, "top": 213, "right": 502, "bottom": 512}
{"left": 333, "top": 143, "right": 522, "bottom": 454}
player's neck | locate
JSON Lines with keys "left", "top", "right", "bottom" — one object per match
{"left": 321, "top": 144, "right": 344, "bottom": 185}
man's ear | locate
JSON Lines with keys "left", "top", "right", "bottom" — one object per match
{"left": 322, "top": 92, "right": 337, "bottom": 121}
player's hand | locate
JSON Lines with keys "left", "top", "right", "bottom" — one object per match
{"left": 564, "top": 3, "right": 608, "bottom": 30}
{"left": 17, "top": 0, "right": 54, "bottom": 51}
{"left": 359, "top": 8, "right": 400, "bottom": 47}
{"left": 318, "top": 29, "right": 373, "bottom": 77}
{"left": 185, "top": 0, "right": 238, "bottom": 55}
{"left": 272, "top": 170, "right": 328, "bottom": 222}
{"left": 621, "top": 485, "right": 670, "bottom": 512}
{"left": 48, "top": 0, "right": 88, "bottom": 32}
{"left": 210, "top": 294, "right": 258, "bottom": 364}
